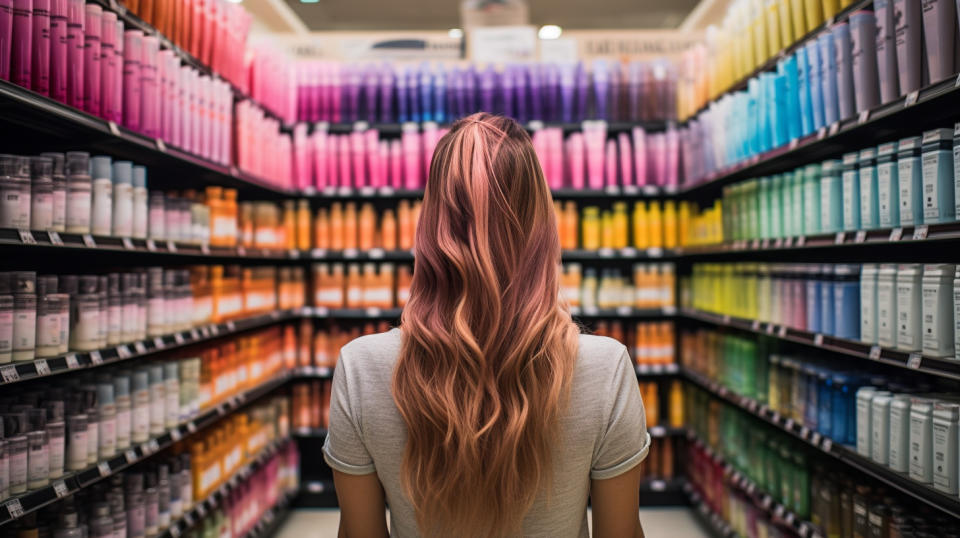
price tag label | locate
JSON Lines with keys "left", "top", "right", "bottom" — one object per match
{"left": 148, "top": 439, "right": 159, "bottom": 452}
{"left": 125, "top": 449, "right": 137, "bottom": 463}
{"left": 889, "top": 227, "right": 903, "bottom": 241}
{"left": 146, "top": 239, "right": 158, "bottom": 252}
{"left": 154, "top": 337, "right": 166, "bottom": 349}
{"left": 226, "top": 321, "right": 236, "bottom": 331}
{"left": 913, "top": 225, "right": 928, "bottom": 240}
{"left": 187, "top": 422, "right": 197, "bottom": 433}
{"left": 117, "top": 345, "right": 131, "bottom": 358}
{"left": 800, "top": 426, "right": 810, "bottom": 439}
{"left": 907, "top": 353, "right": 922, "bottom": 369}
{"left": 210, "top": 324, "right": 220, "bottom": 336}
{"left": 199, "top": 243, "right": 210, "bottom": 255}
{"left": 343, "top": 248, "right": 359, "bottom": 259}
{"left": 199, "top": 326, "right": 210, "bottom": 338}
{"left": 5, "top": 499, "right": 24, "bottom": 519}
{"left": 904, "top": 90, "right": 919, "bottom": 107}
{"left": 796, "top": 236, "right": 806, "bottom": 247}
{"left": 121, "top": 237, "right": 135, "bottom": 250}
{"left": 858, "top": 110, "right": 870, "bottom": 124}
{"left": 156, "top": 139, "right": 167, "bottom": 152}
{"left": 834, "top": 232, "right": 845, "bottom": 244}
{"left": 48, "top": 231, "right": 63, "bottom": 245}
{"left": 34, "top": 359, "right": 50, "bottom": 377}
{"left": 53, "top": 480, "right": 69, "bottom": 498}
{"left": 18, "top": 229, "right": 36, "bottom": 244}
{"left": 65, "top": 353, "right": 79, "bottom": 369}
{"left": 170, "top": 429, "right": 182, "bottom": 442}
{"left": 789, "top": 138, "right": 799, "bottom": 150}
{"left": 190, "top": 328, "right": 200, "bottom": 340}
{"left": 97, "top": 461, "right": 111, "bottom": 476}
{"left": 828, "top": 123, "right": 840, "bottom": 136}
{"left": 616, "top": 306, "right": 632, "bottom": 317}
{"left": 1, "top": 365, "right": 20, "bottom": 383}
{"left": 82, "top": 234, "right": 96, "bottom": 248}
{"left": 854, "top": 230, "right": 867, "bottom": 243}
{"left": 237, "top": 246, "right": 246, "bottom": 256}
{"left": 107, "top": 121, "right": 121, "bottom": 136}
{"left": 650, "top": 480, "right": 666, "bottom": 492}
{"left": 821, "top": 438, "right": 833, "bottom": 452}
{"left": 814, "top": 334, "right": 824, "bottom": 346}
{"left": 777, "top": 325, "right": 788, "bottom": 338}
{"left": 811, "top": 432, "right": 822, "bottom": 446}
{"left": 167, "top": 241, "right": 177, "bottom": 253}
{"left": 184, "top": 513, "right": 195, "bottom": 526}
{"left": 647, "top": 247, "right": 664, "bottom": 258}
{"left": 817, "top": 127, "right": 827, "bottom": 140}
{"left": 785, "top": 418, "right": 795, "bottom": 430}
{"left": 197, "top": 504, "right": 207, "bottom": 517}
{"left": 134, "top": 341, "right": 147, "bottom": 354}
{"left": 89, "top": 350, "right": 102, "bottom": 365}
{"left": 174, "top": 333, "right": 185, "bottom": 345}
{"left": 751, "top": 320, "right": 761, "bottom": 330}
{"left": 170, "top": 525, "right": 181, "bottom": 538}
{"left": 775, "top": 505, "right": 786, "bottom": 518}
{"left": 869, "top": 345, "right": 882, "bottom": 360}
{"left": 765, "top": 323, "right": 775, "bottom": 334}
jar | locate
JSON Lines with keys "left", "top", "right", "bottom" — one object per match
{"left": 69, "top": 279, "right": 100, "bottom": 352}
{"left": 30, "top": 156, "right": 54, "bottom": 231}
{"left": 36, "top": 293, "right": 68, "bottom": 358}
{"left": 0, "top": 155, "right": 31, "bottom": 229}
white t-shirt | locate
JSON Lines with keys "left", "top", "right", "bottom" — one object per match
{"left": 323, "top": 329, "right": 650, "bottom": 538}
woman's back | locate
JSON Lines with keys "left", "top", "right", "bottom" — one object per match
{"left": 323, "top": 329, "right": 649, "bottom": 538}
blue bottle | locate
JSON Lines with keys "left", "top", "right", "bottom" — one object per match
{"left": 841, "top": 152, "right": 861, "bottom": 231}
{"left": 833, "top": 264, "right": 861, "bottom": 340}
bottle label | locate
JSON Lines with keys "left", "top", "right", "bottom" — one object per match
{"left": 99, "top": 415, "right": 116, "bottom": 458}
{"left": 28, "top": 444, "right": 48, "bottom": 484}
{"left": 922, "top": 153, "right": 942, "bottom": 219}
{"left": 0, "top": 309, "right": 13, "bottom": 353}
{"left": 68, "top": 428, "right": 87, "bottom": 469}
{"left": 878, "top": 163, "right": 895, "bottom": 227}
{"left": 52, "top": 188, "right": 66, "bottom": 229}
{"left": 9, "top": 450, "right": 26, "bottom": 490}
{"left": 37, "top": 312, "right": 62, "bottom": 347}
{"left": 13, "top": 308, "right": 37, "bottom": 351}
{"left": 115, "top": 408, "right": 131, "bottom": 447}
{"left": 48, "top": 432, "right": 65, "bottom": 475}
{"left": 31, "top": 192, "right": 54, "bottom": 230}
{"left": 66, "top": 189, "right": 92, "bottom": 231}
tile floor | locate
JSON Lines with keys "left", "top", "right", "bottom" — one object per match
{"left": 274, "top": 507, "right": 710, "bottom": 537}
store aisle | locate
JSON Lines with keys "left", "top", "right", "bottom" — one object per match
{"left": 275, "top": 507, "right": 711, "bottom": 538}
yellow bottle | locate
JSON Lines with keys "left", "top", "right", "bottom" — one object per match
{"left": 601, "top": 210, "right": 614, "bottom": 250}
{"left": 648, "top": 202, "right": 663, "bottom": 248}
{"left": 820, "top": 0, "right": 839, "bottom": 22}
{"left": 804, "top": 0, "right": 823, "bottom": 33}
{"left": 613, "top": 202, "right": 628, "bottom": 249}
{"left": 663, "top": 201, "right": 677, "bottom": 249}
{"left": 669, "top": 380, "right": 684, "bottom": 427}
{"left": 632, "top": 202, "right": 648, "bottom": 249}
{"left": 765, "top": 0, "right": 782, "bottom": 57}
{"left": 582, "top": 207, "right": 600, "bottom": 250}
{"left": 563, "top": 201, "right": 579, "bottom": 250}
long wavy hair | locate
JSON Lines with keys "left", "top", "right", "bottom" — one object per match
{"left": 393, "top": 113, "right": 579, "bottom": 538}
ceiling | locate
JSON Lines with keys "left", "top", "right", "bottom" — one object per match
{"left": 282, "top": 0, "right": 700, "bottom": 31}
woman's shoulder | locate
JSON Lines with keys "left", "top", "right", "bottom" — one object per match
{"left": 338, "top": 328, "right": 404, "bottom": 371}
{"left": 575, "top": 333, "right": 630, "bottom": 365}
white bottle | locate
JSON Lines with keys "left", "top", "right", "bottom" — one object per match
{"left": 132, "top": 166, "right": 148, "bottom": 239}
{"left": 111, "top": 161, "right": 134, "bottom": 237}
{"left": 90, "top": 156, "right": 114, "bottom": 236}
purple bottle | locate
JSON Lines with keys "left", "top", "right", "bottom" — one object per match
{"left": 514, "top": 64, "right": 528, "bottom": 123}
{"left": 47, "top": 0, "right": 65, "bottom": 101}
{"left": 593, "top": 60, "right": 609, "bottom": 121}
{"left": 364, "top": 65, "right": 379, "bottom": 124}
{"left": 544, "top": 64, "right": 560, "bottom": 122}
{"left": 479, "top": 64, "right": 496, "bottom": 113}
{"left": 447, "top": 67, "right": 460, "bottom": 119}
{"left": 609, "top": 63, "right": 622, "bottom": 122}
{"left": 30, "top": 0, "right": 47, "bottom": 95}
{"left": 559, "top": 63, "right": 576, "bottom": 123}
{"left": 345, "top": 64, "right": 361, "bottom": 123}
{"left": 10, "top": 0, "right": 30, "bottom": 89}
{"left": 396, "top": 66, "right": 408, "bottom": 123}
{"left": 407, "top": 67, "right": 420, "bottom": 122}
{"left": 463, "top": 66, "right": 476, "bottom": 116}
{"left": 82, "top": 4, "right": 100, "bottom": 116}
{"left": 529, "top": 64, "right": 542, "bottom": 121}
{"left": 628, "top": 62, "right": 642, "bottom": 122}
{"left": 500, "top": 66, "right": 514, "bottom": 118}
{"left": 378, "top": 64, "right": 394, "bottom": 123}
{"left": 1, "top": 0, "right": 11, "bottom": 80}
{"left": 575, "top": 63, "right": 589, "bottom": 122}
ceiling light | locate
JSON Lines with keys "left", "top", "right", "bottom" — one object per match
{"left": 538, "top": 25, "right": 562, "bottom": 40}
{"left": 448, "top": 28, "right": 464, "bottom": 39}
{"left": 300, "top": 0, "right": 319, "bottom": 3}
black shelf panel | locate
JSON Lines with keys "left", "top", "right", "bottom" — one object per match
{"left": 563, "top": 247, "right": 676, "bottom": 261}
{"left": 682, "top": 76, "right": 960, "bottom": 200}
{"left": 686, "top": 0, "right": 873, "bottom": 120}
{"left": 0, "top": 80, "right": 295, "bottom": 199}
{"left": 293, "top": 366, "right": 334, "bottom": 379}
{"left": 635, "top": 363, "right": 680, "bottom": 377}
{"left": 688, "top": 431, "right": 823, "bottom": 538}
{"left": 684, "top": 484, "right": 736, "bottom": 538}
{"left": 683, "top": 370, "right": 960, "bottom": 520}
{"left": 309, "top": 307, "right": 403, "bottom": 320}
{"left": 292, "top": 427, "right": 328, "bottom": 439}
{"left": 303, "top": 186, "right": 678, "bottom": 201}
{"left": 678, "top": 222, "right": 960, "bottom": 261}
{"left": 307, "top": 247, "right": 678, "bottom": 263}
{"left": 0, "top": 373, "right": 293, "bottom": 527}
{"left": 310, "top": 248, "right": 414, "bottom": 262}
{"left": 0, "top": 310, "right": 302, "bottom": 388}
{"left": 303, "top": 186, "right": 424, "bottom": 201}
{"left": 0, "top": 228, "right": 302, "bottom": 263}
{"left": 681, "top": 309, "right": 960, "bottom": 381}
{"left": 160, "top": 437, "right": 295, "bottom": 538}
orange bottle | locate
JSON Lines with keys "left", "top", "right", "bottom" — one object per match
{"left": 380, "top": 263, "right": 395, "bottom": 308}
{"left": 283, "top": 201, "right": 297, "bottom": 249}
{"left": 563, "top": 202, "right": 578, "bottom": 250}
{"left": 381, "top": 209, "right": 397, "bottom": 251}
{"left": 297, "top": 200, "right": 311, "bottom": 250}
{"left": 343, "top": 203, "right": 358, "bottom": 250}
{"left": 397, "top": 265, "right": 412, "bottom": 307}
{"left": 330, "top": 204, "right": 344, "bottom": 250}
{"left": 359, "top": 204, "right": 376, "bottom": 250}
{"left": 314, "top": 208, "right": 329, "bottom": 250}
{"left": 346, "top": 264, "right": 362, "bottom": 308}
{"left": 223, "top": 189, "right": 238, "bottom": 247}
{"left": 398, "top": 201, "right": 412, "bottom": 250}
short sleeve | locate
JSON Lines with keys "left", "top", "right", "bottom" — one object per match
{"left": 590, "top": 349, "right": 650, "bottom": 480}
{"left": 323, "top": 355, "right": 377, "bottom": 475}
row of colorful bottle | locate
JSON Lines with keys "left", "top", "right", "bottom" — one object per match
{"left": 593, "top": 321, "right": 676, "bottom": 367}
{"left": 293, "top": 60, "right": 678, "bottom": 125}
{"left": 555, "top": 200, "right": 681, "bottom": 250}
{"left": 561, "top": 263, "right": 675, "bottom": 310}
{"left": 311, "top": 263, "right": 410, "bottom": 311}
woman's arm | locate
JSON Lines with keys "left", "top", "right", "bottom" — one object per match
{"left": 333, "top": 470, "right": 390, "bottom": 538}
{"left": 590, "top": 463, "right": 646, "bottom": 538}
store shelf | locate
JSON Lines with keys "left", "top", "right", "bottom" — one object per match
{"left": 0, "top": 80, "right": 294, "bottom": 198}
{"left": 302, "top": 186, "right": 677, "bottom": 201}
{"left": 563, "top": 247, "right": 675, "bottom": 261}
{"left": 688, "top": 431, "right": 822, "bottom": 538}
{"left": 245, "top": 490, "right": 296, "bottom": 538}
{"left": 647, "top": 425, "right": 686, "bottom": 438}
{"left": 160, "top": 437, "right": 295, "bottom": 538}
{"left": 308, "top": 307, "right": 403, "bottom": 319}
{"left": 293, "top": 365, "right": 335, "bottom": 379}
{"left": 303, "top": 186, "right": 424, "bottom": 201}
{"left": 309, "top": 248, "right": 414, "bottom": 262}
{"left": 0, "top": 373, "right": 293, "bottom": 527}
{"left": 0, "top": 228, "right": 303, "bottom": 263}
{"left": 682, "top": 76, "right": 960, "bottom": 199}
{"left": 321, "top": 120, "right": 668, "bottom": 136}
{"left": 678, "top": 222, "right": 960, "bottom": 260}
{"left": 292, "top": 427, "right": 328, "bottom": 439}
{"left": 683, "top": 370, "right": 960, "bottom": 520}
{"left": 681, "top": 308, "right": 960, "bottom": 381}
{"left": 683, "top": 484, "right": 736, "bottom": 538}
{"left": 571, "top": 306, "right": 678, "bottom": 319}
{"left": 0, "top": 310, "right": 302, "bottom": 388}
{"left": 635, "top": 363, "right": 680, "bottom": 377}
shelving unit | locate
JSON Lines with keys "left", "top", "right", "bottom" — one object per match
{"left": 0, "top": 374, "right": 293, "bottom": 526}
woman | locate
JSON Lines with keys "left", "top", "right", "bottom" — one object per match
{"left": 323, "top": 113, "right": 650, "bottom": 538}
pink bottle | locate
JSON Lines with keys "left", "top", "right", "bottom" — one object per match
{"left": 326, "top": 133, "right": 338, "bottom": 189}
{"left": 618, "top": 133, "right": 633, "bottom": 187}
{"left": 111, "top": 19, "right": 121, "bottom": 121}
{"left": 604, "top": 139, "right": 617, "bottom": 188}
{"left": 30, "top": 0, "right": 48, "bottom": 95}
{"left": 11, "top": 0, "right": 31, "bottom": 89}
{"left": 665, "top": 126, "right": 679, "bottom": 187}
{"left": 350, "top": 130, "right": 366, "bottom": 188}
{"left": 330, "top": 63, "right": 341, "bottom": 124}
{"left": 389, "top": 139, "right": 402, "bottom": 189}
{"left": 65, "top": 0, "right": 82, "bottom": 108}
{"left": 366, "top": 130, "right": 382, "bottom": 188}
{"left": 47, "top": 0, "right": 66, "bottom": 101}
{"left": 197, "top": 75, "right": 209, "bottom": 159}
{"left": 312, "top": 127, "right": 328, "bottom": 190}
{"left": 532, "top": 130, "right": 550, "bottom": 186}
{"left": 1, "top": 0, "right": 11, "bottom": 81}
{"left": 122, "top": 29, "right": 141, "bottom": 131}
{"left": 82, "top": 3, "right": 100, "bottom": 116}
{"left": 156, "top": 49, "right": 171, "bottom": 140}
{"left": 584, "top": 123, "right": 605, "bottom": 190}
{"left": 401, "top": 126, "right": 420, "bottom": 189}
{"left": 337, "top": 134, "right": 351, "bottom": 188}
{"left": 179, "top": 65, "right": 191, "bottom": 153}
{"left": 549, "top": 129, "right": 563, "bottom": 190}
{"left": 632, "top": 127, "right": 647, "bottom": 186}
{"left": 567, "top": 133, "right": 585, "bottom": 190}
{"left": 99, "top": 10, "right": 116, "bottom": 122}
{"left": 139, "top": 35, "right": 159, "bottom": 137}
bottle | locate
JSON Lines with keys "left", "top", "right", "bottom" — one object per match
{"left": 296, "top": 199, "right": 311, "bottom": 250}
{"left": 65, "top": 151, "right": 92, "bottom": 233}
{"left": 53, "top": 511, "right": 84, "bottom": 538}
{"left": 157, "top": 463, "right": 171, "bottom": 528}
{"left": 30, "top": 156, "right": 54, "bottom": 231}
{"left": 164, "top": 362, "right": 178, "bottom": 429}
{"left": 45, "top": 399, "right": 65, "bottom": 479}
{"left": 65, "top": 394, "right": 87, "bottom": 471}
{"left": 112, "top": 160, "right": 133, "bottom": 237}
{"left": 0, "top": 419, "right": 7, "bottom": 500}
{"left": 90, "top": 156, "right": 113, "bottom": 236}
{"left": 107, "top": 273, "right": 121, "bottom": 346}
{"left": 90, "top": 502, "right": 114, "bottom": 538}
{"left": 3, "top": 412, "right": 27, "bottom": 494}
{"left": 131, "top": 368, "right": 150, "bottom": 443}
{"left": 40, "top": 152, "right": 67, "bottom": 232}
{"left": 97, "top": 380, "right": 117, "bottom": 459}
{"left": 114, "top": 373, "right": 131, "bottom": 450}
{"left": 0, "top": 155, "right": 31, "bottom": 230}
{"left": 83, "top": 385, "right": 99, "bottom": 465}
{"left": 26, "top": 408, "right": 48, "bottom": 490}
{"left": 132, "top": 165, "right": 148, "bottom": 239}
{"left": 144, "top": 469, "right": 159, "bottom": 536}
{"left": 125, "top": 472, "right": 146, "bottom": 538}
{"left": 13, "top": 271, "right": 37, "bottom": 361}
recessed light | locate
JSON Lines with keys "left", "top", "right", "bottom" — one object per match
{"left": 448, "top": 28, "right": 463, "bottom": 39}
{"left": 538, "top": 25, "right": 562, "bottom": 40}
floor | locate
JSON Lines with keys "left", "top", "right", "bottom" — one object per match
{"left": 275, "top": 507, "right": 711, "bottom": 537}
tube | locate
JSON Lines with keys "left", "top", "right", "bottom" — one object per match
{"left": 31, "top": 0, "right": 48, "bottom": 95}
{"left": 921, "top": 0, "right": 957, "bottom": 82}
{"left": 850, "top": 10, "right": 881, "bottom": 113}
{"left": 82, "top": 3, "right": 100, "bottom": 116}
{"left": 874, "top": 0, "right": 901, "bottom": 102}
{"left": 10, "top": 0, "right": 30, "bottom": 89}
{"left": 894, "top": 0, "right": 923, "bottom": 93}
{"left": 832, "top": 23, "right": 855, "bottom": 121}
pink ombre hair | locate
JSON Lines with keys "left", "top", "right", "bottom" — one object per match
{"left": 394, "top": 113, "right": 579, "bottom": 538}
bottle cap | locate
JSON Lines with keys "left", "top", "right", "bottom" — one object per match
{"left": 132, "top": 369, "right": 149, "bottom": 393}
{"left": 112, "top": 161, "right": 133, "bottom": 185}
{"left": 65, "top": 152, "right": 90, "bottom": 177}
{"left": 30, "top": 156, "right": 53, "bottom": 180}
{"left": 40, "top": 153, "right": 65, "bottom": 177}
{"left": 91, "top": 156, "right": 112, "bottom": 180}
{"left": 113, "top": 373, "right": 130, "bottom": 398}
{"left": 97, "top": 382, "right": 115, "bottom": 406}
{"left": 37, "top": 275, "right": 58, "bottom": 296}
{"left": 45, "top": 399, "right": 65, "bottom": 422}
{"left": 164, "top": 362, "right": 178, "bottom": 381}
{"left": 132, "top": 165, "right": 147, "bottom": 189}
{"left": 27, "top": 408, "right": 46, "bottom": 432}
